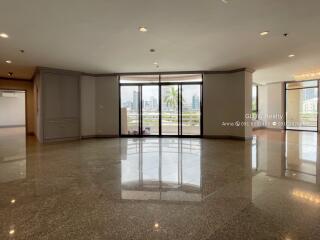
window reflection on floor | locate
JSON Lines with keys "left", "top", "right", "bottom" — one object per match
{"left": 254, "top": 129, "right": 318, "bottom": 184}
{"left": 286, "top": 131, "right": 317, "bottom": 176}
{"left": 0, "top": 127, "right": 26, "bottom": 183}
{"left": 252, "top": 136, "right": 257, "bottom": 171}
{"left": 121, "top": 138, "right": 202, "bottom": 202}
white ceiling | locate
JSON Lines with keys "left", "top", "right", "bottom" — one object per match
{"left": 0, "top": 0, "right": 320, "bottom": 84}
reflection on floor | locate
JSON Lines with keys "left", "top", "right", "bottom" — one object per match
{"left": 121, "top": 139, "right": 202, "bottom": 201}
{"left": 253, "top": 129, "right": 319, "bottom": 184}
{"left": 0, "top": 129, "right": 320, "bottom": 239}
{"left": 0, "top": 127, "right": 26, "bottom": 183}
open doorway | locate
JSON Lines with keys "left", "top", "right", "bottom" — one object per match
{"left": 0, "top": 89, "right": 27, "bottom": 140}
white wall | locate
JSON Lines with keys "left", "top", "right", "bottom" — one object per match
{"left": 0, "top": 91, "right": 25, "bottom": 127}
{"left": 203, "top": 70, "right": 252, "bottom": 139}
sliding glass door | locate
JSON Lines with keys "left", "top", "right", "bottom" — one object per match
{"left": 286, "top": 80, "right": 318, "bottom": 131}
{"left": 120, "top": 74, "right": 202, "bottom": 136}
{"left": 161, "top": 85, "right": 179, "bottom": 135}
{"left": 182, "top": 85, "right": 201, "bottom": 135}
{"left": 120, "top": 86, "right": 139, "bottom": 135}
{"left": 142, "top": 85, "right": 159, "bottom": 135}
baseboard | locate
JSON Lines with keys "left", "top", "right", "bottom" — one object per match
{"left": 264, "top": 127, "right": 285, "bottom": 131}
{"left": 203, "top": 135, "right": 253, "bottom": 141}
{"left": 44, "top": 136, "right": 81, "bottom": 143}
{"left": 0, "top": 125, "right": 26, "bottom": 128}
{"left": 253, "top": 126, "right": 267, "bottom": 130}
{"left": 81, "top": 135, "right": 119, "bottom": 139}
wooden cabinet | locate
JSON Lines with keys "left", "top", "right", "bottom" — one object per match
{"left": 41, "top": 71, "right": 80, "bottom": 142}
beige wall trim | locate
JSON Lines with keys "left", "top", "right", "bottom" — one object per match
{"left": 82, "top": 68, "right": 255, "bottom": 77}
{"left": 5, "top": 66, "right": 256, "bottom": 80}
{"left": 37, "top": 67, "right": 82, "bottom": 76}
{"left": 203, "top": 135, "right": 253, "bottom": 141}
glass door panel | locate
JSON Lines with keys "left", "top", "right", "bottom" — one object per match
{"left": 161, "top": 85, "right": 179, "bottom": 135}
{"left": 142, "top": 86, "right": 159, "bottom": 135}
{"left": 182, "top": 85, "right": 201, "bottom": 135}
{"left": 120, "top": 86, "right": 140, "bottom": 135}
{"left": 286, "top": 87, "right": 318, "bottom": 131}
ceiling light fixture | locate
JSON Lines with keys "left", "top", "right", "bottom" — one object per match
{"left": 153, "top": 62, "right": 158, "bottom": 65}
{"left": 0, "top": 32, "right": 9, "bottom": 38}
{"left": 11, "top": 199, "right": 16, "bottom": 204}
{"left": 288, "top": 54, "right": 295, "bottom": 58}
{"left": 9, "top": 229, "right": 15, "bottom": 235}
{"left": 260, "top": 31, "right": 269, "bottom": 36}
{"left": 5, "top": 60, "right": 12, "bottom": 64}
{"left": 221, "top": 0, "right": 229, "bottom": 3}
{"left": 139, "top": 27, "right": 148, "bottom": 32}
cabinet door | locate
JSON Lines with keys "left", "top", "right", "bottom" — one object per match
{"left": 44, "top": 120, "right": 63, "bottom": 140}
{"left": 61, "top": 75, "right": 80, "bottom": 119}
{"left": 43, "top": 73, "right": 62, "bottom": 120}
{"left": 63, "top": 119, "right": 80, "bottom": 138}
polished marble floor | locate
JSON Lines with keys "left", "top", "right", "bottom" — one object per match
{"left": 0, "top": 128, "right": 320, "bottom": 239}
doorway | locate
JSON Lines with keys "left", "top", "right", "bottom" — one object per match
{"left": 120, "top": 74, "right": 202, "bottom": 137}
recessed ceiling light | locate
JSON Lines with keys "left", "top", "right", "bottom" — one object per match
{"left": 288, "top": 54, "right": 295, "bottom": 58}
{"left": 9, "top": 229, "right": 15, "bottom": 235}
{"left": 11, "top": 199, "right": 16, "bottom": 204}
{"left": 0, "top": 32, "right": 9, "bottom": 38}
{"left": 260, "top": 31, "right": 269, "bottom": 36}
{"left": 153, "top": 62, "right": 158, "bottom": 65}
{"left": 8, "top": 72, "right": 13, "bottom": 77}
{"left": 139, "top": 27, "right": 148, "bottom": 32}
{"left": 5, "top": 60, "right": 12, "bottom": 64}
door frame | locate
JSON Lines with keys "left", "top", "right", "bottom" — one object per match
{"left": 284, "top": 79, "right": 319, "bottom": 132}
{"left": 119, "top": 75, "right": 203, "bottom": 137}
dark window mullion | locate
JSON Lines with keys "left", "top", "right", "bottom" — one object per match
{"left": 139, "top": 85, "right": 142, "bottom": 136}
{"left": 159, "top": 75, "right": 162, "bottom": 136}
